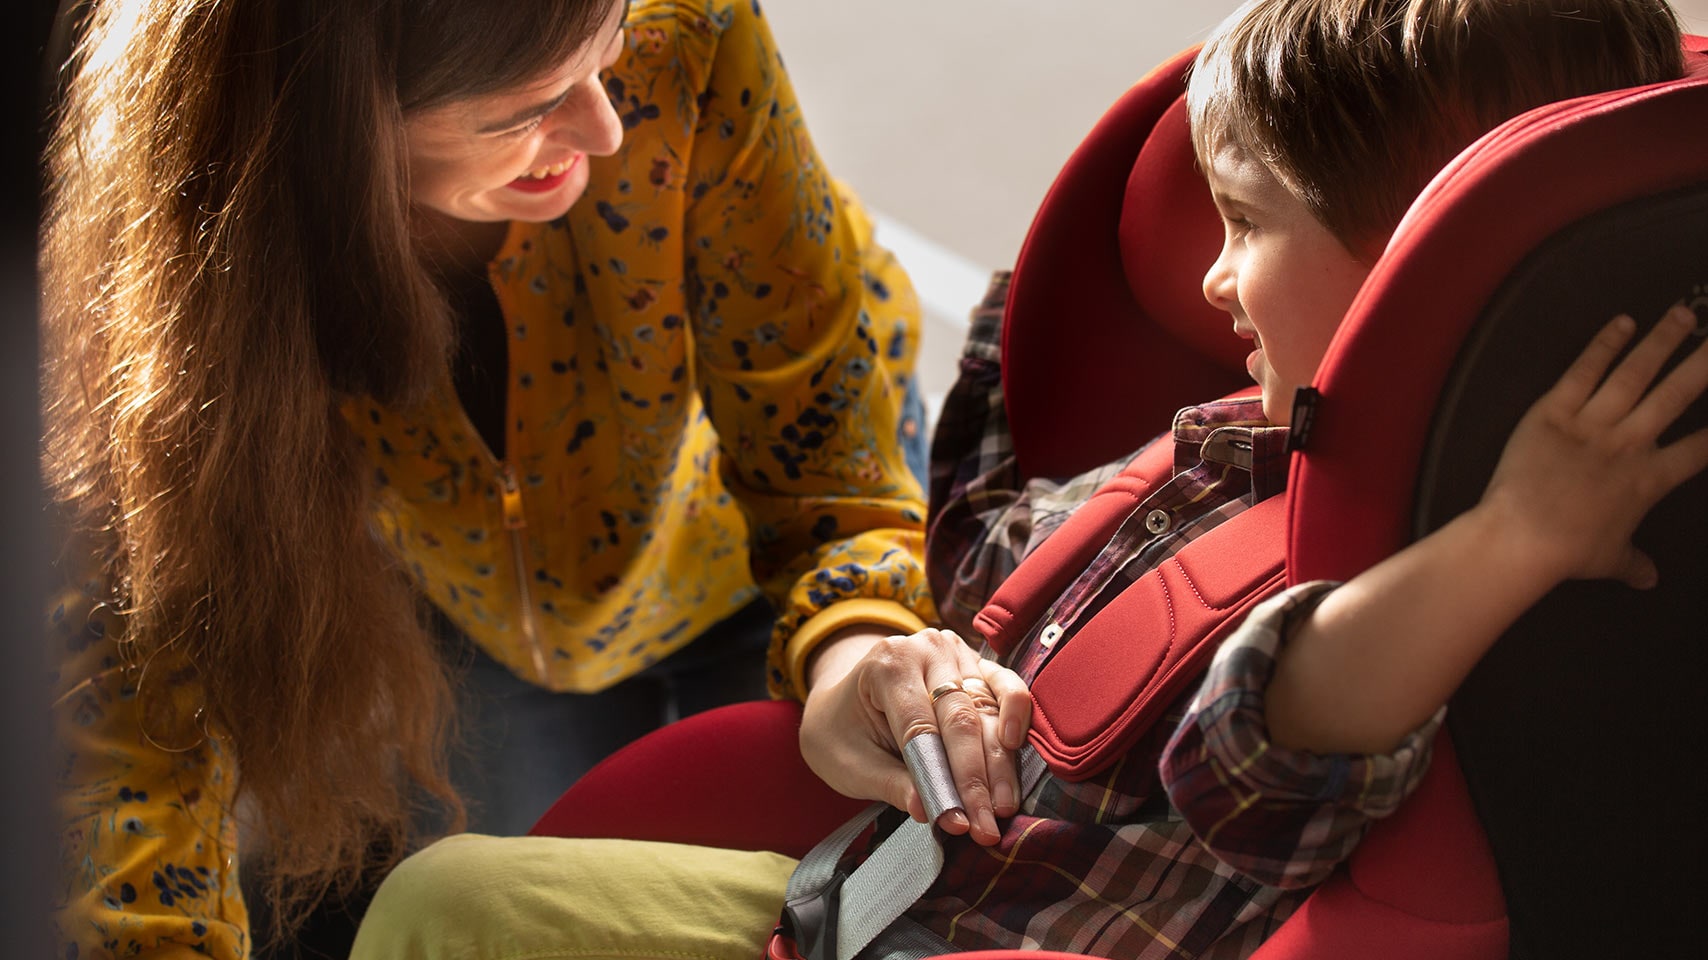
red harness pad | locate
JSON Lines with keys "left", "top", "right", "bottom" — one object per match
{"left": 1029, "top": 496, "right": 1286, "bottom": 780}
{"left": 973, "top": 442, "right": 1289, "bottom": 782}
{"left": 973, "top": 437, "right": 1179, "bottom": 652}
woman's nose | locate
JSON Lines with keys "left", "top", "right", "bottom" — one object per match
{"left": 553, "top": 81, "right": 625, "bottom": 157}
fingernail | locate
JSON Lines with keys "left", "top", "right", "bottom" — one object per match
{"left": 994, "top": 780, "right": 1016, "bottom": 812}
{"left": 942, "top": 810, "right": 969, "bottom": 832}
{"left": 977, "top": 810, "right": 999, "bottom": 841}
{"left": 1669, "top": 303, "right": 1699, "bottom": 327}
{"left": 1002, "top": 716, "right": 1023, "bottom": 748}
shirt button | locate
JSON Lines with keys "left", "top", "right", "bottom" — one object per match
{"left": 1144, "top": 509, "right": 1173, "bottom": 536}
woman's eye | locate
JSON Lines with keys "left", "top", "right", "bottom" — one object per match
{"left": 501, "top": 116, "right": 546, "bottom": 138}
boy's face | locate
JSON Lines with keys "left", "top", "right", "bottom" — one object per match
{"left": 1201, "top": 145, "right": 1372, "bottom": 425}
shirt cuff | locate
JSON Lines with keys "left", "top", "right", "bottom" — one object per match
{"left": 1192, "top": 580, "right": 1444, "bottom": 814}
{"left": 782, "top": 599, "right": 928, "bottom": 698}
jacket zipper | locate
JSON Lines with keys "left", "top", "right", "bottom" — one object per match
{"left": 499, "top": 461, "right": 549, "bottom": 685}
{"left": 481, "top": 244, "right": 550, "bottom": 688}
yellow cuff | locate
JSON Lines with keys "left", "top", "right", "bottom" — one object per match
{"left": 783, "top": 599, "right": 928, "bottom": 699}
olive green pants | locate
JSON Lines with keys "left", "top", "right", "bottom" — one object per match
{"left": 349, "top": 834, "right": 796, "bottom": 960}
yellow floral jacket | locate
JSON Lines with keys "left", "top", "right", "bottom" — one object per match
{"left": 51, "top": 1, "right": 933, "bottom": 955}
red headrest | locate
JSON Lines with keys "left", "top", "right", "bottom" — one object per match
{"left": 1003, "top": 46, "right": 1248, "bottom": 480}
{"left": 1289, "top": 41, "right": 1708, "bottom": 583}
{"left": 1118, "top": 95, "right": 1242, "bottom": 373}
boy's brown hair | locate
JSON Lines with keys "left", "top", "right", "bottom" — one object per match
{"left": 1188, "top": 0, "right": 1685, "bottom": 258}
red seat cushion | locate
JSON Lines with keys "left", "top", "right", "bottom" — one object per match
{"left": 529, "top": 700, "right": 867, "bottom": 859}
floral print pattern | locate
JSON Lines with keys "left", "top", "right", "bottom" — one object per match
{"left": 348, "top": 0, "right": 934, "bottom": 696}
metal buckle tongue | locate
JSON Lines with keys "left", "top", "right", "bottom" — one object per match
{"left": 901, "top": 732, "right": 963, "bottom": 823}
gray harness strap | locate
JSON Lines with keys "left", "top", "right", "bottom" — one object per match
{"left": 782, "top": 747, "right": 1050, "bottom": 960}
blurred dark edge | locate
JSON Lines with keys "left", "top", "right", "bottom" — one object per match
{"left": 5, "top": 1, "right": 56, "bottom": 956}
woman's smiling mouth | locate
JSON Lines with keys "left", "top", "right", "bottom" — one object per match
{"left": 508, "top": 154, "right": 582, "bottom": 193}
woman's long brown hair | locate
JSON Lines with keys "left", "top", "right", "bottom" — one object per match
{"left": 41, "top": 0, "right": 613, "bottom": 934}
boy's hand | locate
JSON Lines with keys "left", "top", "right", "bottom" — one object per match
{"left": 1479, "top": 304, "right": 1708, "bottom": 589}
{"left": 1265, "top": 304, "right": 1708, "bottom": 756}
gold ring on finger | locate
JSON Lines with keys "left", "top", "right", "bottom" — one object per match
{"left": 929, "top": 681, "right": 964, "bottom": 704}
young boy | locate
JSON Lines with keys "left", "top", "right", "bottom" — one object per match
{"left": 350, "top": 2, "right": 1707, "bottom": 958}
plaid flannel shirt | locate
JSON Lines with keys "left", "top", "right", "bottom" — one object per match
{"left": 905, "top": 273, "right": 1441, "bottom": 959}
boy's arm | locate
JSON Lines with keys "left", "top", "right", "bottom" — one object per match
{"left": 1266, "top": 305, "right": 1708, "bottom": 755}
{"left": 1159, "top": 581, "right": 1441, "bottom": 890}
{"left": 1159, "top": 306, "right": 1708, "bottom": 889}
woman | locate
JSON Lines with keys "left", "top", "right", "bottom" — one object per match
{"left": 42, "top": 0, "right": 943, "bottom": 954}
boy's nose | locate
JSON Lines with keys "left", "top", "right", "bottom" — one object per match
{"left": 1202, "top": 249, "right": 1236, "bottom": 313}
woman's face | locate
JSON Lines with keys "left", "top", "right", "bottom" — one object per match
{"left": 404, "top": 0, "right": 628, "bottom": 226}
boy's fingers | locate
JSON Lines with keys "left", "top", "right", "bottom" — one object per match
{"left": 1618, "top": 546, "right": 1660, "bottom": 591}
{"left": 971, "top": 700, "right": 1019, "bottom": 817}
{"left": 1555, "top": 315, "right": 1637, "bottom": 410}
{"left": 962, "top": 664, "right": 1028, "bottom": 819}
{"left": 1629, "top": 315, "right": 1708, "bottom": 439}
{"left": 971, "top": 659, "right": 1033, "bottom": 751}
{"left": 1583, "top": 307, "right": 1695, "bottom": 423}
{"left": 1655, "top": 426, "right": 1708, "bottom": 489}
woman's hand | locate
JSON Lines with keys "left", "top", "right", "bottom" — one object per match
{"left": 1479, "top": 303, "right": 1708, "bottom": 588}
{"left": 799, "top": 626, "right": 1032, "bottom": 846}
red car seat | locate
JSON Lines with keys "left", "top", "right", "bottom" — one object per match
{"left": 534, "top": 37, "right": 1708, "bottom": 959}
{"left": 1285, "top": 38, "right": 1708, "bottom": 959}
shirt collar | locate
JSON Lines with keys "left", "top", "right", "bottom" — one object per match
{"left": 1170, "top": 395, "right": 1291, "bottom": 501}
